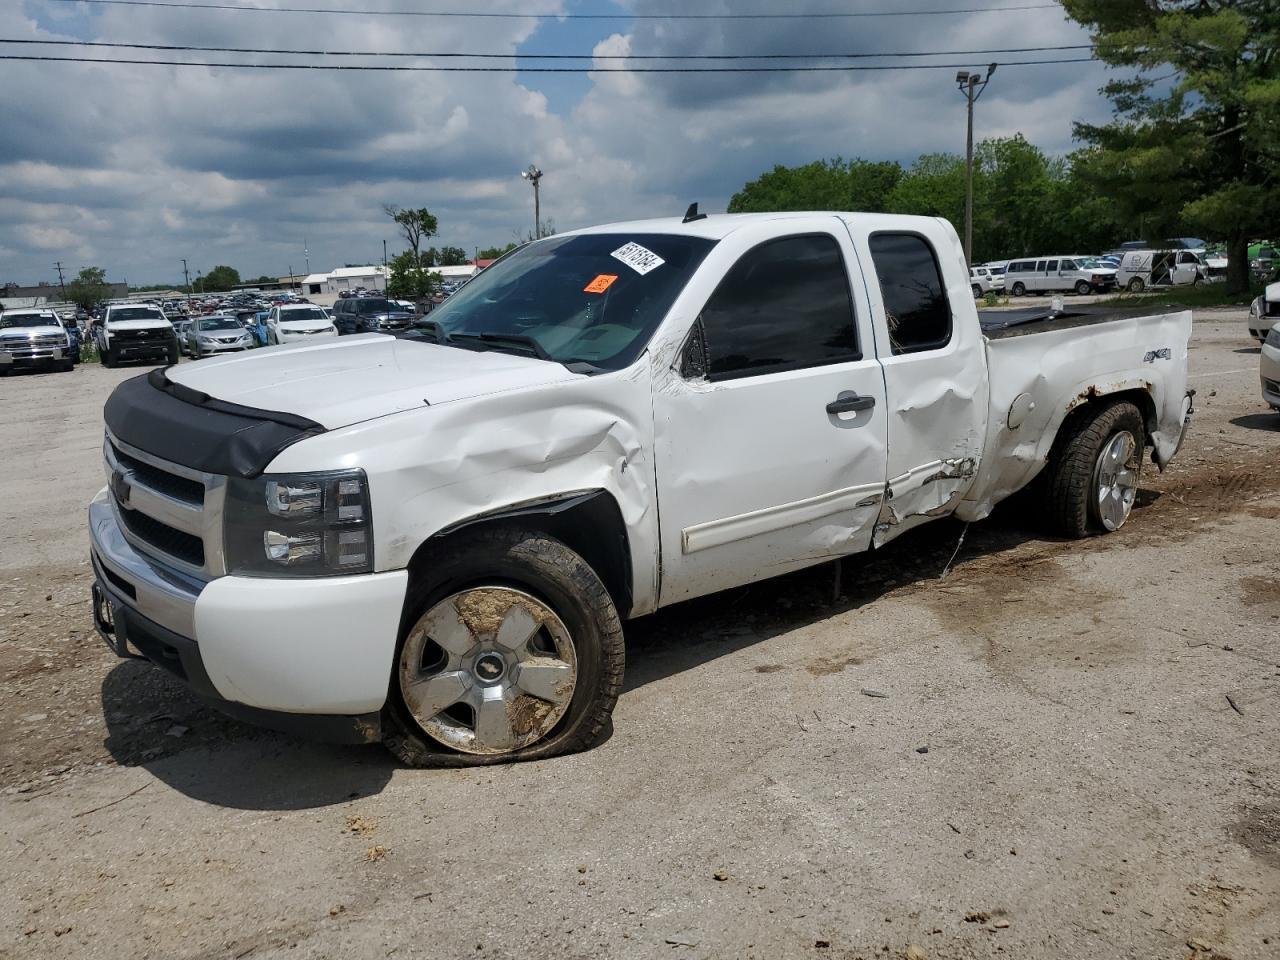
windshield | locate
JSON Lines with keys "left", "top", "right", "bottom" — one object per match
{"left": 110, "top": 307, "right": 164, "bottom": 322}
{"left": 355, "top": 299, "right": 401, "bottom": 315}
{"left": 280, "top": 308, "right": 329, "bottom": 323}
{"left": 0, "top": 313, "right": 60, "bottom": 329}
{"left": 199, "top": 317, "right": 242, "bottom": 331}
{"left": 422, "top": 233, "right": 716, "bottom": 369}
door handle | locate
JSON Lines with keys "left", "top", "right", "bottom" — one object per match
{"left": 826, "top": 394, "right": 876, "bottom": 415}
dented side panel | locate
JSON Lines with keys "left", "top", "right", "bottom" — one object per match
{"left": 840, "top": 216, "right": 991, "bottom": 548}
{"left": 957, "top": 309, "right": 1193, "bottom": 522}
{"left": 266, "top": 365, "right": 662, "bottom": 615}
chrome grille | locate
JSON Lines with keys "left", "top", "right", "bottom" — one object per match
{"left": 33, "top": 333, "right": 65, "bottom": 347}
{"left": 104, "top": 431, "right": 226, "bottom": 578}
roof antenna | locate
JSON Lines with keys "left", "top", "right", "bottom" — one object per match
{"left": 682, "top": 202, "right": 708, "bottom": 224}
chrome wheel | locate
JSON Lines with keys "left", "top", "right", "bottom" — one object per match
{"left": 398, "top": 587, "right": 577, "bottom": 756}
{"left": 1093, "top": 431, "right": 1139, "bottom": 531}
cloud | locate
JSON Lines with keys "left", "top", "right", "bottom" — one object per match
{"left": 0, "top": 0, "right": 1117, "bottom": 284}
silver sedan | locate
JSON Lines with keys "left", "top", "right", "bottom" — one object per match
{"left": 186, "top": 315, "right": 253, "bottom": 358}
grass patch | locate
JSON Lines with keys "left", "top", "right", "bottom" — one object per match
{"left": 1103, "top": 283, "right": 1263, "bottom": 309}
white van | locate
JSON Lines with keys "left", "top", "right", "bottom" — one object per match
{"left": 1004, "top": 256, "right": 1119, "bottom": 296}
{"left": 1116, "top": 249, "right": 1206, "bottom": 293}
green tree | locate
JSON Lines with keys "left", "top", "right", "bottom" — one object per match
{"left": 385, "top": 205, "right": 442, "bottom": 297}
{"left": 200, "top": 265, "right": 241, "bottom": 292}
{"left": 728, "top": 158, "right": 903, "bottom": 213}
{"left": 66, "top": 266, "right": 112, "bottom": 312}
{"left": 437, "top": 246, "right": 469, "bottom": 266}
{"left": 386, "top": 250, "right": 442, "bottom": 300}
{"left": 886, "top": 153, "right": 967, "bottom": 227}
{"left": 478, "top": 243, "right": 518, "bottom": 260}
{"left": 1062, "top": 0, "right": 1280, "bottom": 293}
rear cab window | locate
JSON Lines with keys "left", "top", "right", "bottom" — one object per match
{"left": 867, "top": 233, "right": 952, "bottom": 356}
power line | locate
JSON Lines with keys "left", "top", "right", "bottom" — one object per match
{"left": 0, "top": 37, "right": 1098, "bottom": 60}
{"left": 43, "top": 0, "right": 1063, "bottom": 20}
{"left": 0, "top": 54, "right": 1098, "bottom": 72}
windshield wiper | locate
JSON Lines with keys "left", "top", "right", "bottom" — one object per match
{"left": 450, "top": 331, "right": 552, "bottom": 361}
{"left": 409, "top": 320, "right": 452, "bottom": 344}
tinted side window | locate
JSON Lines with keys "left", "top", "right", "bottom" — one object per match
{"left": 696, "top": 234, "right": 858, "bottom": 381}
{"left": 868, "top": 233, "right": 952, "bottom": 356}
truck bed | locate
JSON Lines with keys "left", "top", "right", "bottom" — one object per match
{"left": 978, "top": 303, "right": 1189, "bottom": 339}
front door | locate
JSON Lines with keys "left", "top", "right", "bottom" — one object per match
{"left": 653, "top": 223, "right": 888, "bottom": 605}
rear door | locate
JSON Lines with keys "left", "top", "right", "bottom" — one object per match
{"left": 845, "top": 221, "right": 989, "bottom": 544}
{"left": 653, "top": 222, "right": 888, "bottom": 604}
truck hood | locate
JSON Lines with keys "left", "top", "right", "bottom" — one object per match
{"left": 166, "top": 333, "right": 581, "bottom": 429}
{"left": 1266, "top": 281, "right": 1280, "bottom": 303}
{"left": 0, "top": 323, "right": 64, "bottom": 337}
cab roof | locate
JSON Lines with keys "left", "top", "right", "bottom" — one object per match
{"left": 562, "top": 211, "right": 946, "bottom": 242}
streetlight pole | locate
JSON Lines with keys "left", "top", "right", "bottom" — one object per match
{"left": 521, "top": 164, "right": 544, "bottom": 240}
{"left": 181, "top": 258, "right": 192, "bottom": 303}
{"left": 955, "top": 63, "right": 997, "bottom": 267}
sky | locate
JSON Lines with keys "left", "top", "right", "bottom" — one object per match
{"left": 0, "top": 0, "right": 1117, "bottom": 286}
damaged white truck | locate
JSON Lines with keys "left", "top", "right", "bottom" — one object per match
{"left": 90, "top": 212, "right": 1194, "bottom": 766}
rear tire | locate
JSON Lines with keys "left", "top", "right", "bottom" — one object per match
{"left": 1011, "top": 281, "right": 1026, "bottom": 297}
{"left": 1042, "top": 401, "right": 1145, "bottom": 539}
{"left": 1127, "top": 277, "right": 1145, "bottom": 293}
{"left": 382, "top": 527, "right": 625, "bottom": 767}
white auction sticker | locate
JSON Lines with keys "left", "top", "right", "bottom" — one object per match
{"left": 611, "top": 242, "right": 665, "bottom": 276}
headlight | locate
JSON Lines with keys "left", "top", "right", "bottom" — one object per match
{"left": 224, "top": 469, "right": 373, "bottom": 577}
{"left": 1266, "top": 327, "right": 1280, "bottom": 349}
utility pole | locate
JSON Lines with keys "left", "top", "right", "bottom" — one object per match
{"left": 955, "top": 63, "right": 997, "bottom": 267}
{"left": 304, "top": 239, "right": 310, "bottom": 276}
{"left": 53, "top": 261, "right": 67, "bottom": 301}
{"left": 288, "top": 263, "right": 294, "bottom": 291}
{"left": 521, "top": 164, "right": 544, "bottom": 240}
{"left": 383, "top": 239, "right": 388, "bottom": 269}
{"left": 181, "top": 258, "right": 192, "bottom": 302}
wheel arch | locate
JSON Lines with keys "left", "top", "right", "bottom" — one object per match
{"left": 403, "top": 490, "right": 635, "bottom": 620}
{"left": 1055, "top": 385, "right": 1157, "bottom": 454}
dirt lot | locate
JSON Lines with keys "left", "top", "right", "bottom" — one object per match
{"left": 2, "top": 311, "right": 1278, "bottom": 960}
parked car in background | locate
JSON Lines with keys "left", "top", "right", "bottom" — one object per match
{"left": 173, "top": 318, "right": 194, "bottom": 355}
{"left": 1116, "top": 249, "right": 1206, "bottom": 293}
{"left": 0, "top": 308, "right": 77, "bottom": 374}
{"left": 186, "top": 315, "right": 254, "bottom": 358}
{"left": 1248, "top": 282, "right": 1280, "bottom": 342}
{"left": 331, "top": 297, "right": 415, "bottom": 335}
{"left": 1004, "top": 256, "right": 1117, "bottom": 296}
{"left": 90, "top": 212, "right": 1194, "bottom": 765}
{"left": 92, "top": 303, "right": 178, "bottom": 368}
{"left": 1262, "top": 322, "right": 1280, "bottom": 414}
{"left": 969, "top": 266, "right": 1004, "bottom": 297}
{"left": 266, "top": 304, "right": 339, "bottom": 345}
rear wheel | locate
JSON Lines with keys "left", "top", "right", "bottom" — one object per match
{"left": 1043, "top": 401, "right": 1145, "bottom": 538}
{"left": 1011, "top": 281, "right": 1026, "bottom": 297}
{"left": 383, "top": 528, "right": 624, "bottom": 767}
{"left": 1127, "top": 277, "right": 1145, "bottom": 293}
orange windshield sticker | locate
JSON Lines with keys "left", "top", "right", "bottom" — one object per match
{"left": 584, "top": 274, "right": 619, "bottom": 294}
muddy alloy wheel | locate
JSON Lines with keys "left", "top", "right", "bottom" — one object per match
{"left": 1092, "top": 430, "right": 1140, "bottom": 532}
{"left": 398, "top": 587, "right": 578, "bottom": 756}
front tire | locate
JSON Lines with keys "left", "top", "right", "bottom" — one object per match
{"left": 1043, "top": 401, "right": 1145, "bottom": 539}
{"left": 383, "top": 528, "right": 624, "bottom": 767}
{"left": 1011, "top": 281, "right": 1026, "bottom": 297}
{"left": 972, "top": 284, "right": 982, "bottom": 299}
{"left": 168, "top": 342, "right": 180, "bottom": 364}
{"left": 102, "top": 344, "right": 118, "bottom": 368}
{"left": 1075, "top": 280, "right": 1092, "bottom": 296}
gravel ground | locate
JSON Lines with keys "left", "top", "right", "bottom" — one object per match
{"left": 1, "top": 311, "right": 1278, "bottom": 960}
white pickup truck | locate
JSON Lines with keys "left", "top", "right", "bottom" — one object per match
{"left": 90, "top": 212, "right": 1194, "bottom": 766}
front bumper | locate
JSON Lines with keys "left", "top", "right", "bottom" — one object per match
{"left": 195, "top": 341, "right": 251, "bottom": 354}
{"left": 0, "top": 345, "right": 66, "bottom": 366}
{"left": 89, "top": 488, "right": 407, "bottom": 742}
{"left": 112, "top": 339, "right": 174, "bottom": 359}
{"left": 1262, "top": 345, "right": 1280, "bottom": 410}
